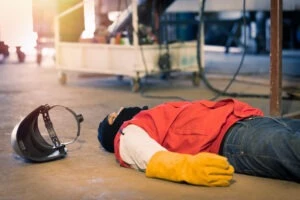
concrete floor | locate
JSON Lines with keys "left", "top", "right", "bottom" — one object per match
{"left": 1, "top": 53, "right": 300, "bottom": 200}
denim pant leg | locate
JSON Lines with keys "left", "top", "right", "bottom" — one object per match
{"left": 221, "top": 117, "right": 300, "bottom": 182}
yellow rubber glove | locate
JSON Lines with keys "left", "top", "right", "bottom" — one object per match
{"left": 145, "top": 151, "right": 234, "bottom": 187}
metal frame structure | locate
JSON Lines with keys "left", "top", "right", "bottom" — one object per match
{"left": 54, "top": 0, "right": 199, "bottom": 92}
{"left": 270, "top": 0, "right": 282, "bottom": 116}
{"left": 270, "top": 0, "right": 300, "bottom": 118}
{"left": 54, "top": 0, "right": 299, "bottom": 117}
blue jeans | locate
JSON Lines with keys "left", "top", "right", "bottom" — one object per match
{"left": 221, "top": 116, "right": 300, "bottom": 182}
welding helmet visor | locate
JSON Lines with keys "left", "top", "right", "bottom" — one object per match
{"left": 11, "top": 105, "right": 83, "bottom": 162}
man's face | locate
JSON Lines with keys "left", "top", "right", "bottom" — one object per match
{"left": 107, "top": 107, "right": 124, "bottom": 125}
{"left": 98, "top": 106, "right": 147, "bottom": 152}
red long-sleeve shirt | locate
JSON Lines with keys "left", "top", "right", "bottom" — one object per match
{"left": 114, "top": 98, "right": 264, "bottom": 167}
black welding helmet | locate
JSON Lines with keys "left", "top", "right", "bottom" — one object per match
{"left": 11, "top": 105, "right": 84, "bottom": 162}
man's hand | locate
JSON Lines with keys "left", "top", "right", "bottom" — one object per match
{"left": 146, "top": 151, "right": 234, "bottom": 187}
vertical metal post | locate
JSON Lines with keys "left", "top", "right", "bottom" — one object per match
{"left": 132, "top": 0, "right": 139, "bottom": 48}
{"left": 132, "top": 0, "right": 140, "bottom": 74}
{"left": 197, "top": 0, "right": 205, "bottom": 73}
{"left": 200, "top": 14, "right": 205, "bottom": 69}
{"left": 269, "top": 0, "right": 282, "bottom": 116}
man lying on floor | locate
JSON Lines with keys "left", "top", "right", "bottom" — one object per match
{"left": 97, "top": 98, "right": 300, "bottom": 186}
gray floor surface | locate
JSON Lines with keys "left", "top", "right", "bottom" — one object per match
{"left": 1, "top": 52, "right": 300, "bottom": 200}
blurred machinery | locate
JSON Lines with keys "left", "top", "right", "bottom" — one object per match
{"left": 54, "top": 0, "right": 300, "bottom": 117}
{"left": 32, "top": 0, "right": 57, "bottom": 65}
{"left": 0, "top": 41, "right": 9, "bottom": 62}
{"left": 55, "top": 0, "right": 199, "bottom": 92}
{"left": 0, "top": 0, "right": 36, "bottom": 63}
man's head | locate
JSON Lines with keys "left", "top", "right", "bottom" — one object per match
{"left": 97, "top": 106, "right": 148, "bottom": 152}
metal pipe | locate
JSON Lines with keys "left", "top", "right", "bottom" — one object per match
{"left": 269, "top": 0, "right": 283, "bottom": 116}
{"left": 132, "top": 0, "right": 139, "bottom": 47}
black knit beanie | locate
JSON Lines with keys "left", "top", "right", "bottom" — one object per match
{"left": 97, "top": 106, "right": 148, "bottom": 152}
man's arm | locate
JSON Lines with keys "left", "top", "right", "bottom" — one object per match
{"left": 120, "top": 125, "right": 234, "bottom": 187}
{"left": 119, "top": 124, "right": 166, "bottom": 171}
